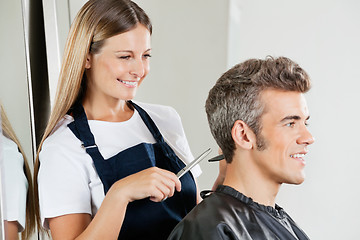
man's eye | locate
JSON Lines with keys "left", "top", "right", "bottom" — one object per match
{"left": 118, "top": 56, "right": 130, "bottom": 59}
{"left": 286, "top": 122, "right": 295, "bottom": 127}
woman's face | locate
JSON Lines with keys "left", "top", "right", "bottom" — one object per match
{"left": 85, "top": 24, "right": 151, "bottom": 103}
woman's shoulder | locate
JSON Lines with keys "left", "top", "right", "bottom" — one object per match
{"left": 38, "top": 115, "right": 91, "bottom": 182}
{"left": 1, "top": 134, "right": 26, "bottom": 183}
{"left": 40, "top": 115, "right": 83, "bottom": 159}
{"left": 44, "top": 115, "right": 75, "bottom": 144}
{"left": 1, "top": 134, "right": 24, "bottom": 167}
{"left": 134, "top": 101, "right": 181, "bottom": 122}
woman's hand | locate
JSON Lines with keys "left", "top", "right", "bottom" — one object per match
{"left": 110, "top": 167, "right": 182, "bottom": 203}
{"left": 48, "top": 167, "right": 182, "bottom": 240}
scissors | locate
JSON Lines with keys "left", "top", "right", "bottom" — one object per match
{"left": 176, "top": 148, "right": 212, "bottom": 178}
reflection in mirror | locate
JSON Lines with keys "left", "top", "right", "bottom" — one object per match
{"left": 0, "top": 0, "right": 39, "bottom": 239}
{"left": 0, "top": 105, "right": 35, "bottom": 240}
{"left": 0, "top": 113, "right": 4, "bottom": 239}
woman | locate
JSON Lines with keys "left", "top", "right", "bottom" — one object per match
{"left": 34, "top": 0, "right": 201, "bottom": 239}
{"left": 1, "top": 103, "right": 35, "bottom": 240}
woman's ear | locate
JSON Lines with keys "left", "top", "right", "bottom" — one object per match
{"left": 231, "top": 120, "right": 256, "bottom": 150}
{"left": 85, "top": 53, "right": 92, "bottom": 69}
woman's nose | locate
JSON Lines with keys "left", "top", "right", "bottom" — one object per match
{"left": 130, "top": 59, "right": 145, "bottom": 79}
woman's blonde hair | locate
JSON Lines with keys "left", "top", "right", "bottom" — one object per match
{"left": 1, "top": 103, "right": 35, "bottom": 239}
{"left": 34, "top": 0, "right": 152, "bottom": 231}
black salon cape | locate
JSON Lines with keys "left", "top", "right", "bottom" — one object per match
{"left": 168, "top": 185, "right": 310, "bottom": 240}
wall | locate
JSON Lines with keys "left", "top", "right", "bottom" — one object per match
{"left": 231, "top": 0, "right": 360, "bottom": 239}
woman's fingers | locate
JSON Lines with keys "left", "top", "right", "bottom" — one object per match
{"left": 155, "top": 167, "right": 181, "bottom": 192}
{"left": 146, "top": 168, "right": 180, "bottom": 202}
{"left": 113, "top": 167, "right": 181, "bottom": 203}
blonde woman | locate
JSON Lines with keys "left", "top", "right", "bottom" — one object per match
{"left": 1, "top": 103, "right": 35, "bottom": 240}
{"left": 35, "top": 0, "right": 201, "bottom": 239}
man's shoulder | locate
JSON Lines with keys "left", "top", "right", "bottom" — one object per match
{"left": 178, "top": 187, "right": 254, "bottom": 223}
{"left": 168, "top": 191, "right": 244, "bottom": 240}
{"left": 169, "top": 186, "right": 310, "bottom": 240}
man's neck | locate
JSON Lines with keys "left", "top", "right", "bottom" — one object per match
{"left": 222, "top": 153, "right": 281, "bottom": 207}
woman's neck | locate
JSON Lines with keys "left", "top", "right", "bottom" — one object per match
{"left": 82, "top": 96, "right": 134, "bottom": 122}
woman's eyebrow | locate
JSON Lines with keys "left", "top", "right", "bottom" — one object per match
{"left": 115, "top": 50, "right": 133, "bottom": 53}
{"left": 115, "top": 48, "right": 152, "bottom": 53}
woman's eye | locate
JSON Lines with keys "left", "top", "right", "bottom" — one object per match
{"left": 118, "top": 56, "right": 130, "bottom": 59}
{"left": 143, "top": 54, "right": 152, "bottom": 59}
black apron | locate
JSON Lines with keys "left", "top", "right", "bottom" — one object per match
{"left": 68, "top": 101, "right": 197, "bottom": 240}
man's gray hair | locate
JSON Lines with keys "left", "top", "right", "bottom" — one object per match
{"left": 205, "top": 56, "right": 311, "bottom": 163}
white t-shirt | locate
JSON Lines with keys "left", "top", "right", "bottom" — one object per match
{"left": 1, "top": 134, "right": 28, "bottom": 232}
{"left": 38, "top": 101, "right": 201, "bottom": 229}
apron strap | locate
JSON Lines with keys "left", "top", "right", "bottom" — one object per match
{"left": 129, "top": 101, "right": 164, "bottom": 143}
{"left": 129, "top": 101, "right": 175, "bottom": 157}
{"left": 67, "top": 104, "right": 105, "bottom": 162}
{"left": 67, "top": 104, "right": 113, "bottom": 191}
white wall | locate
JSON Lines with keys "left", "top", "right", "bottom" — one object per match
{"left": 230, "top": 0, "right": 360, "bottom": 239}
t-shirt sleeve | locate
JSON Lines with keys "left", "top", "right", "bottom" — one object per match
{"left": 2, "top": 137, "right": 27, "bottom": 232}
{"left": 38, "top": 140, "right": 92, "bottom": 229}
{"left": 155, "top": 105, "right": 202, "bottom": 178}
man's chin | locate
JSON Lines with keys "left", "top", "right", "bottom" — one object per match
{"left": 285, "top": 174, "right": 305, "bottom": 185}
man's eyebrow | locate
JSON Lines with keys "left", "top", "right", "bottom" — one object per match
{"left": 280, "top": 115, "right": 310, "bottom": 122}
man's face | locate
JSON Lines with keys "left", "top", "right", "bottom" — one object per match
{"left": 252, "top": 89, "right": 315, "bottom": 185}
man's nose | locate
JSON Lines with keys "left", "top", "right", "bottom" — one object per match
{"left": 297, "top": 126, "right": 315, "bottom": 145}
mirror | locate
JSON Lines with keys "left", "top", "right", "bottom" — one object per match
{"left": 0, "top": 0, "right": 37, "bottom": 239}
{"left": 0, "top": 105, "right": 34, "bottom": 240}
{"left": 0, "top": 117, "right": 4, "bottom": 239}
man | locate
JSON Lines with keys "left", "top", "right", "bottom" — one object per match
{"left": 168, "top": 56, "right": 314, "bottom": 240}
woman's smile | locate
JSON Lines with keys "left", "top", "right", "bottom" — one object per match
{"left": 117, "top": 79, "right": 139, "bottom": 88}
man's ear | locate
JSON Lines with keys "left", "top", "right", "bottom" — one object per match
{"left": 85, "top": 53, "right": 92, "bottom": 69}
{"left": 231, "top": 120, "right": 256, "bottom": 150}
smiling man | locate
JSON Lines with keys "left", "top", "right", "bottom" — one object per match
{"left": 168, "top": 56, "right": 314, "bottom": 240}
